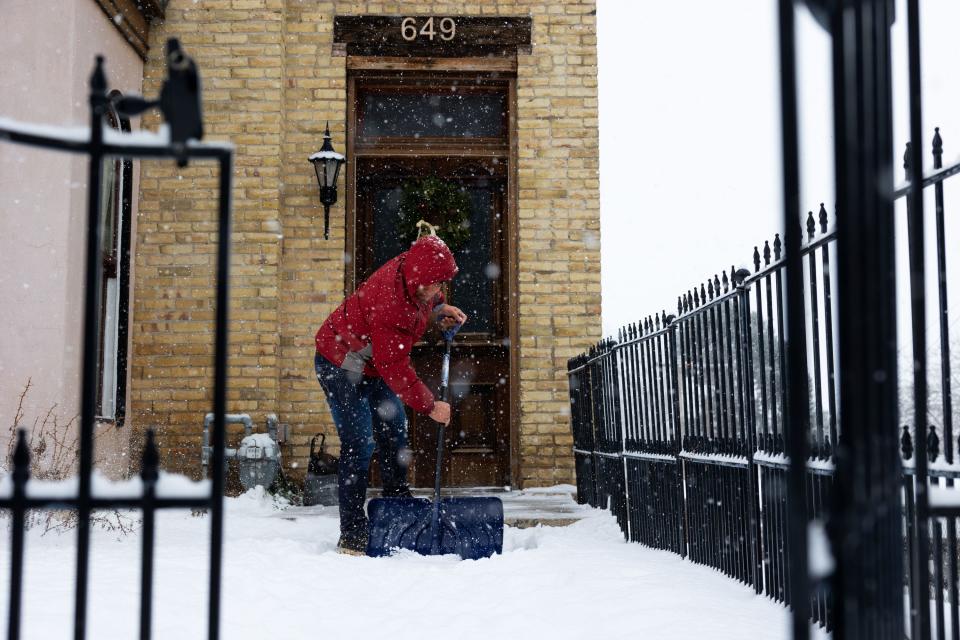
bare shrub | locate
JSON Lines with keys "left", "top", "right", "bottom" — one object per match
{"left": 3, "top": 379, "right": 139, "bottom": 535}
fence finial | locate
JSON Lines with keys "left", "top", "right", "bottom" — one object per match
{"left": 141, "top": 429, "right": 160, "bottom": 484}
{"left": 928, "top": 425, "right": 940, "bottom": 462}
{"left": 708, "top": 278, "right": 715, "bottom": 300}
{"left": 714, "top": 274, "right": 721, "bottom": 297}
{"left": 763, "top": 241, "right": 771, "bottom": 266}
{"left": 933, "top": 127, "right": 943, "bottom": 166}
{"left": 91, "top": 55, "right": 107, "bottom": 94}
{"left": 753, "top": 246, "right": 761, "bottom": 272}
{"left": 806, "top": 211, "right": 816, "bottom": 240}
{"left": 819, "top": 203, "right": 828, "bottom": 234}
{"left": 903, "top": 141, "right": 912, "bottom": 173}
{"left": 901, "top": 425, "right": 913, "bottom": 460}
{"left": 773, "top": 234, "right": 782, "bottom": 260}
{"left": 12, "top": 428, "right": 31, "bottom": 485}
{"left": 722, "top": 270, "right": 729, "bottom": 293}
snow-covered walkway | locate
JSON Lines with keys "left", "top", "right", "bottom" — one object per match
{"left": 1, "top": 488, "right": 827, "bottom": 639}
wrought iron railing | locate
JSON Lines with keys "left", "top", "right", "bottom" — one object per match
{"left": 569, "top": 128, "right": 960, "bottom": 636}
{"left": 1, "top": 41, "right": 233, "bottom": 640}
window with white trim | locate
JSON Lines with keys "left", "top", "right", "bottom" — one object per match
{"left": 96, "top": 94, "right": 133, "bottom": 424}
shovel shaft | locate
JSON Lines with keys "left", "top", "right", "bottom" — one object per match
{"left": 433, "top": 427, "right": 445, "bottom": 504}
{"left": 429, "top": 339, "right": 453, "bottom": 554}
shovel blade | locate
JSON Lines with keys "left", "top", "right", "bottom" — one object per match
{"left": 366, "top": 496, "right": 504, "bottom": 560}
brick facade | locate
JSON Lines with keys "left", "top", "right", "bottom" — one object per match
{"left": 133, "top": 0, "right": 600, "bottom": 488}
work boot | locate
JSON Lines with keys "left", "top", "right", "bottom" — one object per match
{"left": 337, "top": 528, "right": 369, "bottom": 556}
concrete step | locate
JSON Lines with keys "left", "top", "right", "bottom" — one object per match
{"left": 272, "top": 485, "right": 593, "bottom": 529}
{"left": 409, "top": 484, "right": 590, "bottom": 528}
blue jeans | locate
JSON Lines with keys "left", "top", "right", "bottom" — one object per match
{"left": 314, "top": 353, "right": 411, "bottom": 536}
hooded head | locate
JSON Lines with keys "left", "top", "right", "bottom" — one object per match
{"left": 401, "top": 235, "right": 458, "bottom": 301}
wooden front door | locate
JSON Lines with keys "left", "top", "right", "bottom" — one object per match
{"left": 347, "top": 69, "right": 514, "bottom": 487}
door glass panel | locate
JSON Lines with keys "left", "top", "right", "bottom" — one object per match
{"left": 449, "top": 188, "right": 494, "bottom": 334}
{"left": 370, "top": 186, "right": 406, "bottom": 268}
{"left": 370, "top": 184, "right": 498, "bottom": 335}
{"left": 360, "top": 91, "right": 506, "bottom": 138}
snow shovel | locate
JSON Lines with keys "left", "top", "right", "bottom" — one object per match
{"left": 366, "top": 328, "right": 504, "bottom": 560}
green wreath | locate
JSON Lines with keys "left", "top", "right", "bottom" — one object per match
{"left": 395, "top": 177, "right": 472, "bottom": 253}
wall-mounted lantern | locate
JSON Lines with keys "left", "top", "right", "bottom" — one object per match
{"left": 308, "top": 123, "right": 346, "bottom": 239}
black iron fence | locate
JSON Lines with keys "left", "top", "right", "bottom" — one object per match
{"left": 569, "top": 127, "right": 960, "bottom": 636}
{"left": 1, "top": 42, "right": 232, "bottom": 640}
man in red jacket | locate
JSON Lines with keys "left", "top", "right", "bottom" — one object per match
{"left": 314, "top": 234, "right": 467, "bottom": 554}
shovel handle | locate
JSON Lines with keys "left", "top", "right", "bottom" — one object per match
{"left": 441, "top": 322, "right": 462, "bottom": 344}
{"left": 438, "top": 342, "right": 451, "bottom": 403}
{"left": 432, "top": 338, "right": 453, "bottom": 534}
{"left": 434, "top": 339, "right": 452, "bottom": 485}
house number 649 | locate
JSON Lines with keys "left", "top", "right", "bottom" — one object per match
{"left": 401, "top": 17, "right": 456, "bottom": 41}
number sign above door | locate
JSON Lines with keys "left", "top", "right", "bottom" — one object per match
{"left": 333, "top": 16, "right": 532, "bottom": 57}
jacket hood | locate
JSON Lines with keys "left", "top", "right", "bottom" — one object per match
{"left": 401, "top": 235, "right": 458, "bottom": 300}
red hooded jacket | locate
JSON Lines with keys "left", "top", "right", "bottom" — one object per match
{"left": 315, "top": 235, "right": 459, "bottom": 415}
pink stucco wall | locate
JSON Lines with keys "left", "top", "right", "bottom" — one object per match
{"left": 0, "top": 0, "right": 143, "bottom": 475}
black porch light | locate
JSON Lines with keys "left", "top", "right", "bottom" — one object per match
{"left": 308, "top": 122, "right": 346, "bottom": 239}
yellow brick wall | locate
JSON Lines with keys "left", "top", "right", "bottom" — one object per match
{"left": 134, "top": 0, "right": 600, "bottom": 488}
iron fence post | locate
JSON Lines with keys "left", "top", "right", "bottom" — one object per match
{"left": 7, "top": 430, "right": 30, "bottom": 640}
{"left": 827, "top": 1, "right": 906, "bottom": 638}
{"left": 777, "top": 0, "right": 810, "bottom": 635}
{"left": 931, "top": 127, "right": 960, "bottom": 640}
{"left": 75, "top": 55, "right": 110, "bottom": 640}
{"left": 735, "top": 268, "right": 764, "bottom": 594}
{"left": 139, "top": 430, "right": 159, "bottom": 640}
{"left": 666, "top": 315, "right": 688, "bottom": 558}
{"left": 208, "top": 149, "right": 233, "bottom": 640}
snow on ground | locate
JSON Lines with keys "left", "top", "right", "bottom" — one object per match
{"left": 1, "top": 487, "right": 828, "bottom": 639}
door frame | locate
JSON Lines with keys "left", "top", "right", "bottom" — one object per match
{"left": 343, "top": 55, "right": 521, "bottom": 487}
